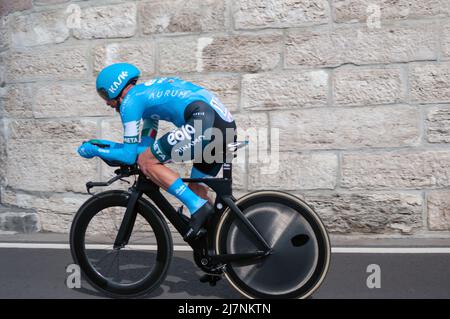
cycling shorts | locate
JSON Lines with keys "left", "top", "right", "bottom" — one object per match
{"left": 151, "top": 100, "right": 237, "bottom": 177}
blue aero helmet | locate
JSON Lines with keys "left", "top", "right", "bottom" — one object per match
{"left": 96, "top": 63, "right": 141, "bottom": 101}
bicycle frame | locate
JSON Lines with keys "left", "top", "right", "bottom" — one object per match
{"left": 108, "top": 162, "right": 271, "bottom": 266}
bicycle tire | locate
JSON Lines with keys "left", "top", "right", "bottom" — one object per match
{"left": 70, "top": 190, "right": 173, "bottom": 298}
{"left": 215, "top": 191, "right": 331, "bottom": 299}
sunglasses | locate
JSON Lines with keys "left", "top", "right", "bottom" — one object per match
{"left": 98, "top": 88, "right": 122, "bottom": 108}
{"left": 97, "top": 88, "right": 110, "bottom": 101}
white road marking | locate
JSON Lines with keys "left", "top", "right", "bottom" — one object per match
{"left": 0, "top": 243, "right": 450, "bottom": 253}
{"left": 331, "top": 247, "right": 450, "bottom": 254}
{"left": 0, "top": 243, "right": 192, "bottom": 251}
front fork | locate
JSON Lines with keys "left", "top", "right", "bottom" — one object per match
{"left": 113, "top": 186, "right": 141, "bottom": 249}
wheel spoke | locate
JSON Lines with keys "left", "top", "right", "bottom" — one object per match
{"left": 92, "top": 249, "right": 118, "bottom": 266}
{"left": 130, "top": 235, "right": 152, "bottom": 243}
{"left": 73, "top": 197, "right": 172, "bottom": 297}
{"left": 104, "top": 250, "right": 120, "bottom": 278}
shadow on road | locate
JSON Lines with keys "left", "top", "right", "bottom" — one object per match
{"left": 72, "top": 253, "right": 241, "bottom": 299}
{"left": 147, "top": 254, "right": 241, "bottom": 299}
{"left": 72, "top": 285, "right": 108, "bottom": 298}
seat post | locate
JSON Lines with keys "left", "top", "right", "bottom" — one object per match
{"left": 223, "top": 162, "right": 232, "bottom": 179}
{"left": 223, "top": 140, "right": 248, "bottom": 180}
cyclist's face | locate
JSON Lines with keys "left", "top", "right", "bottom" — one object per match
{"left": 106, "top": 98, "right": 120, "bottom": 112}
{"left": 105, "top": 84, "right": 134, "bottom": 113}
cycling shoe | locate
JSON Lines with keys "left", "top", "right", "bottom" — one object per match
{"left": 183, "top": 202, "right": 214, "bottom": 241}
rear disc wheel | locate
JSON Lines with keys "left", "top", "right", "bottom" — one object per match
{"left": 215, "top": 191, "right": 330, "bottom": 299}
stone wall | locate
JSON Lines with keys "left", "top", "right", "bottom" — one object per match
{"left": 0, "top": 0, "right": 449, "bottom": 237}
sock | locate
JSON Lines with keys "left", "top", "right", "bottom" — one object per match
{"left": 167, "top": 178, "right": 207, "bottom": 215}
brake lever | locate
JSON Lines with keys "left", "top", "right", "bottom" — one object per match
{"left": 86, "top": 174, "right": 128, "bottom": 194}
{"left": 119, "top": 178, "right": 130, "bottom": 184}
{"left": 86, "top": 165, "right": 138, "bottom": 194}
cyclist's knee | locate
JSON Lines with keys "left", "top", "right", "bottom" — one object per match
{"left": 138, "top": 149, "right": 162, "bottom": 173}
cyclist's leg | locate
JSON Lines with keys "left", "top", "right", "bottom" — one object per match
{"left": 163, "top": 102, "right": 216, "bottom": 210}
{"left": 139, "top": 101, "right": 217, "bottom": 216}
{"left": 188, "top": 104, "right": 237, "bottom": 201}
{"left": 138, "top": 141, "right": 208, "bottom": 215}
{"left": 137, "top": 148, "right": 178, "bottom": 189}
{"left": 138, "top": 100, "right": 235, "bottom": 238}
{"left": 188, "top": 165, "right": 222, "bottom": 203}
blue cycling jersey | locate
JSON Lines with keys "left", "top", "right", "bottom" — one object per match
{"left": 95, "top": 77, "right": 233, "bottom": 165}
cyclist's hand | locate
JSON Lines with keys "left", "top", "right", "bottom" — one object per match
{"left": 78, "top": 142, "right": 99, "bottom": 159}
{"left": 88, "top": 139, "right": 119, "bottom": 149}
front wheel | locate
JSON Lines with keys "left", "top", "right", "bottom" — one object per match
{"left": 70, "top": 190, "right": 173, "bottom": 298}
{"left": 215, "top": 191, "right": 331, "bottom": 299}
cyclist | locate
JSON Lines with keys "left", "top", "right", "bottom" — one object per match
{"left": 77, "top": 63, "right": 236, "bottom": 240}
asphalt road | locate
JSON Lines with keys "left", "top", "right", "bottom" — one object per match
{"left": 0, "top": 247, "right": 449, "bottom": 299}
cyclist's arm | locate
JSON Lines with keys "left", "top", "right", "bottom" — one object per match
{"left": 139, "top": 118, "right": 159, "bottom": 152}
{"left": 94, "top": 94, "right": 144, "bottom": 165}
{"left": 92, "top": 119, "right": 158, "bottom": 166}
{"left": 92, "top": 117, "right": 158, "bottom": 155}
{"left": 95, "top": 125, "right": 139, "bottom": 165}
{"left": 89, "top": 138, "right": 154, "bottom": 156}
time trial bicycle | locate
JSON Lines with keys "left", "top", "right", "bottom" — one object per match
{"left": 69, "top": 141, "right": 331, "bottom": 298}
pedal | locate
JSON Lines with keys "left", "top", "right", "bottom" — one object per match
{"left": 199, "top": 274, "right": 222, "bottom": 286}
